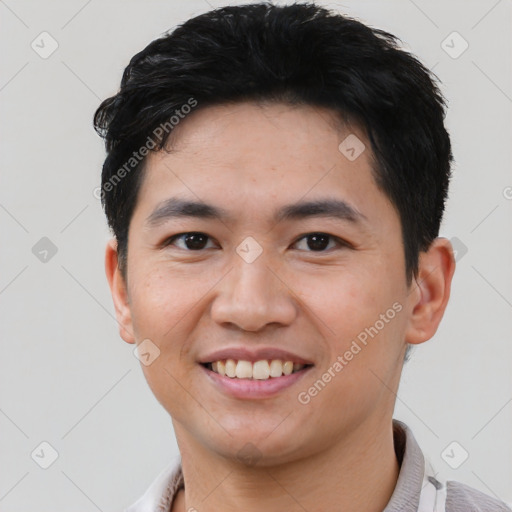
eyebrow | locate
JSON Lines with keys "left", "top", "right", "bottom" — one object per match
{"left": 145, "top": 196, "right": 367, "bottom": 228}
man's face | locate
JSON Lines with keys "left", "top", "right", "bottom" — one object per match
{"left": 116, "top": 102, "right": 416, "bottom": 463}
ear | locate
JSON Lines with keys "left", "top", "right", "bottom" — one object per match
{"left": 105, "top": 238, "right": 136, "bottom": 344}
{"left": 404, "top": 237, "right": 456, "bottom": 345}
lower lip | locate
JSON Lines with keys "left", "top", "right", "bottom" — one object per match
{"left": 200, "top": 364, "right": 313, "bottom": 399}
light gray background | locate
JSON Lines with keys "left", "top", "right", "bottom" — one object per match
{"left": 1, "top": 0, "right": 511, "bottom": 510}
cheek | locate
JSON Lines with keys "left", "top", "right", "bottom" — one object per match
{"left": 127, "top": 268, "right": 201, "bottom": 413}
{"left": 298, "top": 267, "right": 387, "bottom": 339}
{"left": 300, "top": 265, "right": 406, "bottom": 380}
{"left": 128, "top": 265, "right": 201, "bottom": 340}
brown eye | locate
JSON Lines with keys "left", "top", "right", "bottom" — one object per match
{"left": 293, "top": 233, "right": 347, "bottom": 252}
{"left": 164, "top": 232, "right": 214, "bottom": 250}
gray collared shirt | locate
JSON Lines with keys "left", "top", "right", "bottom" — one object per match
{"left": 125, "top": 419, "right": 511, "bottom": 512}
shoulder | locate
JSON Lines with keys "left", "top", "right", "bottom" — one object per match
{"left": 446, "top": 480, "right": 512, "bottom": 512}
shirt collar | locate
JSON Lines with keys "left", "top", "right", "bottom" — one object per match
{"left": 383, "top": 419, "right": 426, "bottom": 511}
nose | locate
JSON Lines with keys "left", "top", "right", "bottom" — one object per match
{"left": 210, "top": 254, "right": 297, "bottom": 332}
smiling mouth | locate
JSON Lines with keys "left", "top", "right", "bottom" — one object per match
{"left": 201, "top": 359, "right": 314, "bottom": 380}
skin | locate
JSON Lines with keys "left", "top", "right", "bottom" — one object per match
{"left": 105, "top": 102, "right": 455, "bottom": 512}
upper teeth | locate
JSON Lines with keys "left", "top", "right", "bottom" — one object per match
{"left": 210, "top": 359, "right": 306, "bottom": 379}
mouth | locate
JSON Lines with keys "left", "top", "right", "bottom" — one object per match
{"left": 200, "top": 359, "right": 314, "bottom": 380}
{"left": 200, "top": 359, "right": 314, "bottom": 399}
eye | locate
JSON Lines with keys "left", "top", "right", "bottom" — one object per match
{"left": 163, "top": 232, "right": 216, "bottom": 251}
{"left": 292, "top": 232, "right": 349, "bottom": 252}
{"left": 162, "top": 231, "right": 350, "bottom": 253}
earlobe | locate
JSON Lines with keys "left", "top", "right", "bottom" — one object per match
{"left": 404, "top": 237, "right": 456, "bottom": 345}
{"left": 104, "top": 238, "right": 136, "bottom": 344}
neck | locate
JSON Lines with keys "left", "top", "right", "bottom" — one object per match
{"left": 172, "top": 417, "right": 400, "bottom": 512}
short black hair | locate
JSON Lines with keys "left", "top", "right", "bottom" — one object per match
{"left": 94, "top": 1, "right": 452, "bottom": 286}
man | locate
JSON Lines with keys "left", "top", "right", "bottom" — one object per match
{"left": 94, "top": 3, "right": 511, "bottom": 511}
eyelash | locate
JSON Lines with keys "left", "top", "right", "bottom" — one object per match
{"left": 162, "top": 232, "right": 351, "bottom": 253}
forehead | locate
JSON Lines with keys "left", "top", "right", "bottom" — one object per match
{"left": 132, "top": 102, "right": 395, "bottom": 232}
{"left": 163, "top": 101, "right": 363, "bottom": 161}
{"left": 142, "top": 103, "right": 373, "bottom": 186}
